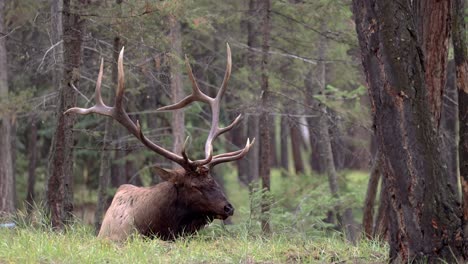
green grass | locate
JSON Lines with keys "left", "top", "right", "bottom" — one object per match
{"left": 1, "top": 168, "right": 389, "bottom": 263}
{"left": 1, "top": 222, "right": 387, "bottom": 263}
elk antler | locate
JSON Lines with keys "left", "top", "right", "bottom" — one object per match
{"left": 157, "top": 43, "right": 254, "bottom": 167}
{"left": 65, "top": 44, "right": 254, "bottom": 170}
{"left": 65, "top": 48, "right": 187, "bottom": 168}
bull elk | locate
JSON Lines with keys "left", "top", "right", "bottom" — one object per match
{"left": 65, "top": 44, "right": 254, "bottom": 241}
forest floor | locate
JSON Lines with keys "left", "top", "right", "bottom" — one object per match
{"left": 0, "top": 170, "right": 388, "bottom": 263}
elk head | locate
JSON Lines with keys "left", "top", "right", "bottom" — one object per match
{"left": 65, "top": 44, "right": 253, "bottom": 240}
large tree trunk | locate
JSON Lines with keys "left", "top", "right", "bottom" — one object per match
{"left": 259, "top": 0, "right": 271, "bottom": 234}
{"left": 414, "top": 0, "right": 457, "bottom": 194}
{"left": 168, "top": 15, "right": 184, "bottom": 168}
{"left": 440, "top": 61, "right": 458, "bottom": 191}
{"left": 353, "top": 0, "right": 466, "bottom": 261}
{"left": 413, "top": 0, "right": 451, "bottom": 125}
{"left": 452, "top": 0, "right": 468, "bottom": 244}
{"left": 0, "top": 0, "right": 14, "bottom": 216}
{"left": 47, "top": 0, "right": 86, "bottom": 229}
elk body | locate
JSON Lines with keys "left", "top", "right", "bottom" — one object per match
{"left": 65, "top": 44, "right": 253, "bottom": 241}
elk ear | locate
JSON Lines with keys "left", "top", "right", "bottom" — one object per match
{"left": 152, "top": 166, "right": 178, "bottom": 182}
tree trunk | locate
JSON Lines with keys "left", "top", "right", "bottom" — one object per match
{"left": 26, "top": 115, "right": 38, "bottom": 214}
{"left": 440, "top": 61, "right": 458, "bottom": 193}
{"left": 259, "top": 0, "right": 271, "bottom": 234}
{"left": 47, "top": 0, "right": 86, "bottom": 229}
{"left": 353, "top": 0, "right": 465, "bottom": 261}
{"left": 245, "top": 0, "right": 261, "bottom": 186}
{"left": 289, "top": 117, "right": 305, "bottom": 174}
{"left": 168, "top": 15, "right": 184, "bottom": 168}
{"left": 313, "top": 22, "right": 356, "bottom": 244}
{"left": 279, "top": 115, "right": 289, "bottom": 175}
{"left": 452, "top": 0, "right": 468, "bottom": 244}
{"left": 362, "top": 150, "right": 381, "bottom": 239}
{"left": 304, "top": 69, "right": 324, "bottom": 174}
{"left": 269, "top": 116, "right": 278, "bottom": 167}
{"left": 413, "top": 0, "right": 451, "bottom": 126}
{"left": 0, "top": 0, "right": 14, "bottom": 216}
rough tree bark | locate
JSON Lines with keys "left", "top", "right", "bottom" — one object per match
{"left": 452, "top": 0, "right": 468, "bottom": 244}
{"left": 413, "top": 0, "right": 451, "bottom": 125}
{"left": 168, "top": 15, "right": 184, "bottom": 168}
{"left": 47, "top": 0, "right": 87, "bottom": 229}
{"left": 258, "top": 0, "right": 271, "bottom": 234}
{"left": 353, "top": 0, "right": 466, "bottom": 261}
{"left": 414, "top": 0, "right": 458, "bottom": 193}
{"left": 0, "top": 0, "right": 15, "bottom": 216}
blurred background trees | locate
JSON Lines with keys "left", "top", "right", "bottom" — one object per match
{"left": 0, "top": 1, "right": 465, "bottom": 260}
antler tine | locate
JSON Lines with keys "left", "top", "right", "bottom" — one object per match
{"left": 209, "top": 138, "right": 255, "bottom": 168}
{"left": 157, "top": 56, "right": 211, "bottom": 112}
{"left": 65, "top": 47, "right": 188, "bottom": 168}
{"left": 153, "top": 43, "right": 251, "bottom": 168}
{"left": 215, "top": 43, "right": 232, "bottom": 100}
{"left": 64, "top": 58, "right": 112, "bottom": 116}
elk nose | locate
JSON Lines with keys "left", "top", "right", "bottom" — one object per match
{"left": 224, "top": 203, "right": 234, "bottom": 216}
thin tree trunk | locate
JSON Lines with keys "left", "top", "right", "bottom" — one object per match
{"left": 47, "top": 0, "right": 86, "bottom": 229}
{"left": 289, "top": 117, "right": 305, "bottom": 174}
{"left": 245, "top": 0, "right": 260, "bottom": 186}
{"left": 314, "top": 22, "right": 356, "bottom": 243}
{"left": 353, "top": 0, "right": 465, "bottom": 261}
{"left": 362, "top": 150, "right": 381, "bottom": 239}
{"left": 304, "top": 69, "right": 324, "bottom": 174}
{"left": 259, "top": 0, "right": 271, "bottom": 234}
{"left": 0, "top": 0, "right": 14, "bottom": 217}
{"left": 26, "top": 115, "right": 38, "bottom": 214}
{"left": 269, "top": 116, "right": 278, "bottom": 167}
{"left": 169, "top": 15, "right": 184, "bottom": 168}
{"left": 279, "top": 115, "right": 289, "bottom": 175}
{"left": 452, "top": 0, "right": 468, "bottom": 243}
